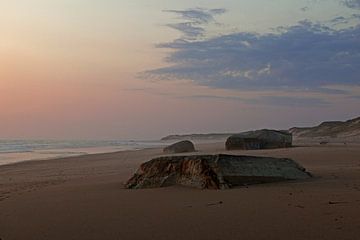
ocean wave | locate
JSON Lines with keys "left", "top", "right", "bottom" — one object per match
{"left": 0, "top": 139, "right": 165, "bottom": 166}
{"left": 0, "top": 150, "right": 34, "bottom": 154}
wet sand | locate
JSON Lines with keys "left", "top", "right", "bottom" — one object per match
{"left": 1, "top": 143, "right": 360, "bottom": 240}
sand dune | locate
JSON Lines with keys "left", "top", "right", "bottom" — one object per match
{"left": 290, "top": 116, "right": 360, "bottom": 142}
{"left": 162, "top": 116, "right": 360, "bottom": 144}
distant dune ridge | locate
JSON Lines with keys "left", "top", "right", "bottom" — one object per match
{"left": 289, "top": 116, "right": 360, "bottom": 139}
{"left": 161, "top": 116, "right": 360, "bottom": 143}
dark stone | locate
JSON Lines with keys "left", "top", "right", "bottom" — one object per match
{"left": 226, "top": 129, "right": 292, "bottom": 150}
{"left": 125, "top": 154, "right": 312, "bottom": 189}
{"left": 163, "top": 140, "right": 195, "bottom": 154}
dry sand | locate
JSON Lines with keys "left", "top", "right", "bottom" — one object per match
{"left": 0, "top": 143, "right": 360, "bottom": 240}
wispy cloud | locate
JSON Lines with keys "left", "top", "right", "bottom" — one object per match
{"left": 182, "top": 95, "right": 329, "bottom": 107}
{"left": 349, "top": 95, "right": 360, "bottom": 99}
{"left": 166, "top": 22, "right": 205, "bottom": 39}
{"left": 300, "top": 6, "right": 310, "bottom": 12}
{"left": 342, "top": 0, "right": 360, "bottom": 9}
{"left": 163, "top": 8, "right": 226, "bottom": 39}
{"left": 252, "top": 96, "right": 329, "bottom": 107}
{"left": 329, "top": 13, "right": 360, "bottom": 26}
{"left": 164, "top": 8, "right": 226, "bottom": 24}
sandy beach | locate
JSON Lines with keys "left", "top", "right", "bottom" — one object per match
{"left": 2, "top": 0, "right": 360, "bottom": 239}
{"left": 0, "top": 143, "right": 359, "bottom": 240}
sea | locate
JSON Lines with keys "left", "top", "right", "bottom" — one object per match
{"left": 0, "top": 139, "right": 164, "bottom": 166}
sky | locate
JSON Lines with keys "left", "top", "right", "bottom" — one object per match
{"left": 0, "top": 0, "right": 359, "bottom": 140}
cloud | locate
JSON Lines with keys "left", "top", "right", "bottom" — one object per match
{"left": 144, "top": 20, "right": 360, "bottom": 93}
{"left": 330, "top": 16, "right": 349, "bottom": 24}
{"left": 329, "top": 13, "right": 360, "bottom": 26}
{"left": 301, "top": 6, "right": 310, "bottom": 12}
{"left": 164, "top": 8, "right": 225, "bottom": 24}
{"left": 163, "top": 8, "right": 226, "bottom": 39}
{"left": 183, "top": 95, "right": 329, "bottom": 107}
{"left": 166, "top": 22, "right": 205, "bottom": 38}
{"left": 252, "top": 96, "right": 329, "bottom": 107}
{"left": 342, "top": 0, "right": 360, "bottom": 9}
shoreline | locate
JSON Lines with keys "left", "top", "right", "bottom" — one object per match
{"left": 0, "top": 140, "right": 227, "bottom": 169}
{"left": 1, "top": 138, "right": 358, "bottom": 168}
{"left": 1, "top": 140, "right": 358, "bottom": 169}
{"left": 0, "top": 141, "right": 165, "bottom": 168}
{"left": 0, "top": 146, "right": 160, "bottom": 169}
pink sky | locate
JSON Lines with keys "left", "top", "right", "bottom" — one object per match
{"left": 1, "top": 1, "right": 359, "bottom": 140}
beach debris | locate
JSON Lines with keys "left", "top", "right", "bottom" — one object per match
{"left": 295, "top": 205, "right": 305, "bottom": 209}
{"left": 206, "top": 201, "right": 223, "bottom": 206}
{"left": 225, "top": 129, "right": 292, "bottom": 150}
{"left": 328, "top": 201, "right": 349, "bottom": 205}
{"left": 163, "top": 140, "right": 196, "bottom": 154}
{"left": 125, "top": 154, "right": 312, "bottom": 189}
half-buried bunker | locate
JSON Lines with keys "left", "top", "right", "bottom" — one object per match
{"left": 125, "top": 154, "right": 312, "bottom": 189}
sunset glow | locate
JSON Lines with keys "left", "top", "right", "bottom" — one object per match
{"left": 1, "top": 0, "right": 359, "bottom": 139}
